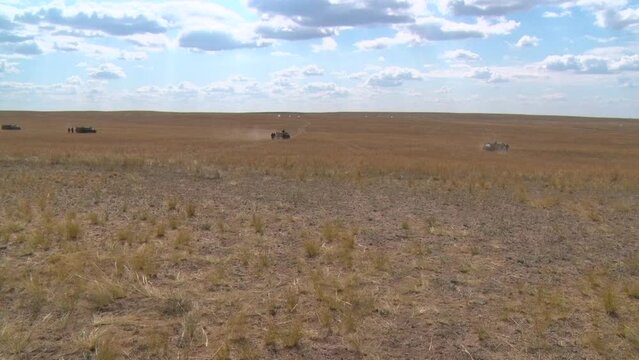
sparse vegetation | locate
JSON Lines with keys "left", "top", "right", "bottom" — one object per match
{"left": 304, "top": 239, "right": 321, "bottom": 258}
{"left": 185, "top": 202, "right": 196, "bottom": 218}
{"left": 156, "top": 222, "right": 166, "bottom": 238}
{"left": 251, "top": 213, "right": 265, "bottom": 235}
{"left": 162, "top": 294, "right": 193, "bottom": 316}
{"left": 1, "top": 112, "right": 638, "bottom": 359}
{"left": 85, "top": 279, "right": 126, "bottom": 310}
{"left": 603, "top": 287, "right": 618, "bottom": 317}
{"left": 65, "top": 220, "right": 81, "bottom": 241}
{"left": 174, "top": 229, "right": 192, "bottom": 248}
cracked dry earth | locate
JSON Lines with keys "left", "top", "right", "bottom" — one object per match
{"left": 1, "top": 161, "right": 638, "bottom": 359}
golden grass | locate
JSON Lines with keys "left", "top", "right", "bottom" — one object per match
{"left": 1, "top": 111, "right": 638, "bottom": 359}
{"left": 304, "top": 239, "right": 321, "bottom": 258}
{"left": 1, "top": 112, "right": 637, "bottom": 194}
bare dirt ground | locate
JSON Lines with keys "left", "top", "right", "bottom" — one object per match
{"left": 0, "top": 112, "right": 638, "bottom": 359}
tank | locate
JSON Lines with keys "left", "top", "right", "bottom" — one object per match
{"left": 271, "top": 129, "right": 291, "bottom": 140}
{"left": 483, "top": 142, "right": 509, "bottom": 152}
{"left": 75, "top": 127, "right": 97, "bottom": 133}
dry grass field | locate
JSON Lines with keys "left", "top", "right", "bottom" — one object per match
{"left": 0, "top": 111, "right": 638, "bottom": 359}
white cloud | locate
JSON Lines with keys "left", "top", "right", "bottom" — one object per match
{"left": 367, "top": 67, "right": 423, "bottom": 87}
{"left": 442, "top": 49, "right": 481, "bottom": 62}
{"left": 178, "top": 30, "right": 267, "bottom": 52}
{"left": 437, "top": 0, "right": 543, "bottom": 16}
{"left": 273, "top": 65, "right": 324, "bottom": 78}
{"left": 618, "top": 75, "right": 638, "bottom": 87}
{"left": 541, "top": 50, "right": 639, "bottom": 74}
{"left": 256, "top": 22, "right": 336, "bottom": 41}
{"left": 125, "top": 34, "right": 172, "bottom": 49}
{"left": 134, "top": 76, "right": 265, "bottom": 98}
{"left": 312, "top": 37, "right": 337, "bottom": 52}
{"left": 0, "top": 59, "right": 18, "bottom": 75}
{"left": 15, "top": 6, "right": 169, "bottom": 36}
{"left": 347, "top": 71, "right": 368, "bottom": 80}
{"left": 88, "top": 63, "right": 126, "bottom": 79}
{"left": 118, "top": 50, "right": 148, "bottom": 61}
{"left": 543, "top": 10, "right": 572, "bottom": 18}
{"left": 465, "top": 67, "right": 509, "bottom": 83}
{"left": 585, "top": 35, "right": 618, "bottom": 43}
{"left": 438, "top": 0, "right": 626, "bottom": 18}
{"left": 247, "top": 0, "right": 414, "bottom": 27}
{"left": 468, "top": 67, "right": 491, "bottom": 80}
{"left": 270, "top": 51, "right": 294, "bottom": 57}
{"left": 356, "top": 16, "right": 518, "bottom": 50}
{"left": 303, "top": 82, "right": 349, "bottom": 97}
{"left": 595, "top": 6, "right": 639, "bottom": 30}
{"left": 409, "top": 16, "right": 519, "bottom": 41}
{"left": 355, "top": 31, "right": 417, "bottom": 50}
{"left": 516, "top": 35, "right": 540, "bottom": 48}
{"left": 0, "top": 76, "right": 106, "bottom": 100}
{"left": 542, "top": 55, "right": 610, "bottom": 73}
{"left": 0, "top": 41, "right": 43, "bottom": 56}
{"left": 47, "top": 38, "right": 149, "bottom": 61}
{"left": 541, "top": 93, "right": 567, "bottom": 101}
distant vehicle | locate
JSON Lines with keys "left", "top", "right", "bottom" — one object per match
{"left": 271, "top": 129, "right": 291, "bottom": 140}
{"left": 1, "top": 124, "right": 21, "bottom": 130}
{"left": 483, "top": 142, "right": 509, "bottom": 152}
{"left": 75, "top": 126, "right": 97, "bottom": 133}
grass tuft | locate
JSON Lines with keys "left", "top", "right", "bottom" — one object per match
{"left": 280, "top": 320, "right": 303, "bottom": 348}
{"left": 131, "top": 243, "right": 158, "bottom": 277}
{"left": 251, "top": 213, "right": 265, "bottom": 235}
{"left": 85, "top": 279, "right": 126, "bottom": 310}
{"left": 304, "top": 239, "right": 321, "bottom": 258}
{"left": 174, "top": 229, "right": 192, "bottom": 248}
{"left": 65, "top": 220, "right": 81, "bottom": 241}
{"left": 155, "top": 222, "right": 166, "bottom": 238}
{"left": 603, "top": 287, "right": 618, "bottom": 317}
{"left": 185, "top": 202, "right": 196, "bottom": 218}
{"left": 162, "top": 294, "right": 193, "bottom": 316}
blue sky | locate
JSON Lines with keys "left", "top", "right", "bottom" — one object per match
{"left": 0, "top": 0, "right": 638, "bottom": 117}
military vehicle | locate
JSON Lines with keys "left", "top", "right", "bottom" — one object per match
{"left": 75, "top": 127, "right": 97, "bottom": 134}
{"left": 1, "top": 124, "right": 21, "bottom": 130}
{"left": 483, "top": 142, "right": 509, "bottom": 152}
{"left": 271, "top": 129, "right": 291, "bottom": 140}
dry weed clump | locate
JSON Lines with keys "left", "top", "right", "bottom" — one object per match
{"left": 155, "top": 222, "right": 166, "bottom": 238}
{"left": 185, "top": 202, "right": 196, "bottom": 218}
{"left": 65, "top": 220, "right": 81, "bottom": 241}
{"left": 73, "top": 328, "right": 123, "bottom": 360}
{"left": 0, "top": 322, "right": 32, "bottom": 355}
{"left": 84, "top": 279, "right": 127, "bottom": 310}
{"left": 167, "top": 198, "right": 177, "bottom": 211}
{"left": 304, "top": 239, "right": 321, "bottom": 258}
{"left": 174, "top": 229, "right": 192, "bottom": 248}
{"left": 250, "top": 213, "right": 265, "bottom": 235}
{"left": 130, "top": 243, "right": 159, "bottom": 277}
{"left": 602, "top": 287, "right": 619, "bottom": 317}
{"left": 162, "top": 293, "right": 193, "bottom": 316}
{"left": 626, "top": 282, "right": 639, "bottom": 299}
{"left": 205, "top": 263, "right": 227, "bottom": 288}
{"left": 309, "top": 269, "right": 375, "bottom": 336}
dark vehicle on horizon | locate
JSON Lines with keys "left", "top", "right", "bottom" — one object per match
{"left": 1, "top": 124, "right": 21, "bottom": 130}
{"left": 75, "top": 126, "right": 97, "bottom": 133}
{"left": 271, "top": 129, "right": 291, "bottom": 140}
{"left": 483, "top": 142, "right": 510, "bottom": 152}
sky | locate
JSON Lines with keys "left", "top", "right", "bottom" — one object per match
{"left": 0, "top": 0, "right": 638, "bottom": 118}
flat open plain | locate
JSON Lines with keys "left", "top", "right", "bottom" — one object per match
{"left": 0, "top": 112, "right": 638, "bottom": 359}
